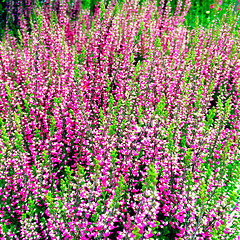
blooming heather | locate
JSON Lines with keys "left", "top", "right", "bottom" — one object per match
{"left": 0, "top": 0, "right": 240, "bottom": 239}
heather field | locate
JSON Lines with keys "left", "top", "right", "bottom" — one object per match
{"left": 1, "top": 0, "right": 240, "bottom": 239}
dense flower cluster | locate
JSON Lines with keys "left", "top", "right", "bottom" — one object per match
{"left": 0, "top": 0, "right": 240, "bottom": 239}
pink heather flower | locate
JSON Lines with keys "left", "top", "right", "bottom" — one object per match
{"left": 219, "top": 0, "right": 222, "bottom": 5}
{"left": 219, "top": 7, "right": 222, "bottom": 11}
{"left": 146, "top": 232, "right": 154, "bottom": 238}
{"left": 97, "top": 226, "right": 103, "bottom": 231}
{"left": 126, "top": 213, "right": 132, "bottom": 232}
{"left": 93, "top": 225, "right": 102, "bottom": 231}
{"left": 215, "top": 221, "right": 221, "bottom": 230}
{"left": 210, "top": 4, "right": 214, "bottom": 9}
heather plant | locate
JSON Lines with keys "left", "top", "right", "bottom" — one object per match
{"left": 0, "top": 0, "right": 240, "bottom": 239}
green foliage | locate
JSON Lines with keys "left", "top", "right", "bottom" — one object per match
{"left": 132, "top": 226, "right": 142, "bottom": 240}
{"left": 81, "top": 0, "right": 91, "bottom": 10}
{"left": 134, "top": 20, "right": 144, "bottom": 45}
{"left": 142, "top": 163, "right": 158, "bottom": 194}
{"left": 155, "top": 94, "right": 167, "bottom": 117}
{"left": 110, "top": 175, "right": 127, "bottom": 208}
{"left": 204, "top": 106, "right": 216, "bottom": 130}
{"left": 100, "top": 0, "right": 106, "bottom": 22}
{"left": 169, "top": 0, "right": 240, "bottom": 31}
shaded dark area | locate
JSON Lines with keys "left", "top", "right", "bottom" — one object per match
{"left": 156, "top": 210, "right": 181, "bottom": 239}
{"left": 209, "top": 87, "right": 219, "bottom": 111}
{"left": 107, "top": 204, "right": 137, "bottom": 239}
{"left": 107, "top": 218, "right": 125, "bottom": 239}
{"left": 0, "top": 0, "right": 46, "bottom": 41}
{"left": 0, "top": 0, "right": 7, "bottom": 39}
{"left": 0, "top": 0, "right": 82, "bottom": 41}
{"left": 133, "top": 52, "right": 146, "bottom": 67}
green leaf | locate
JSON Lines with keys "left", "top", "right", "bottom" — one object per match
{"left": 32, "top": 165, "right": 37, "bottom": 176}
